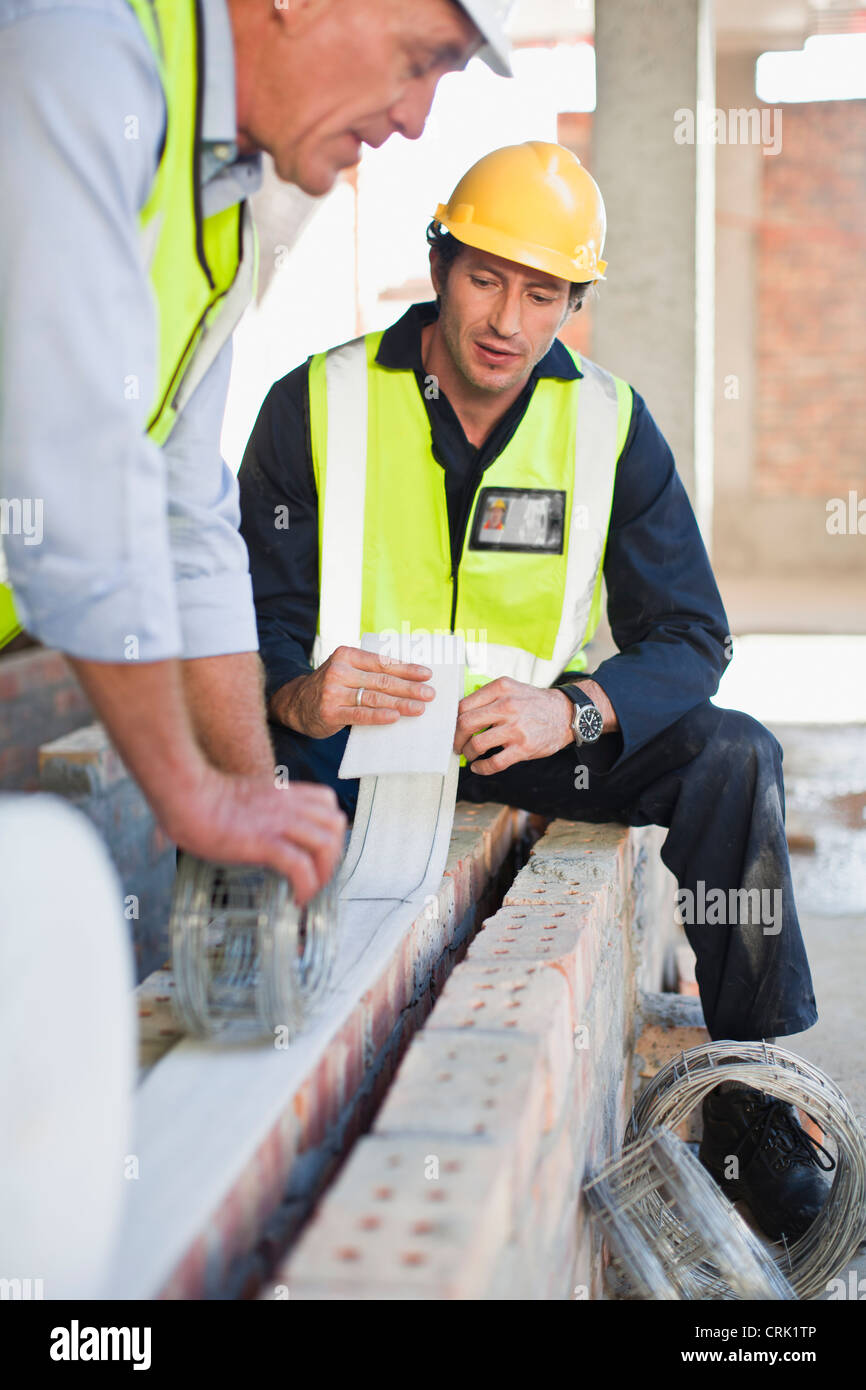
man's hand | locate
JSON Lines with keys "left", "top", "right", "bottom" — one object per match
{"left": 169, "top": 767, "right": 346, "bottom": 906}
{"left": 454, "top": 677, "right": 574, "bottom": 775}
{"left": 270, "top": 645, "right": 435, "bottom": 738}
{"left": 454, "top": 676, "right": 619, "bottom": 776}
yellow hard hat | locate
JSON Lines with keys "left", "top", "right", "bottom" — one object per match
{"left": 433, "top": 141, "right": 607, "bottom": 283}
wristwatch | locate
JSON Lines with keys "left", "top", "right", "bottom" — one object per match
{"left": 560, "top": 683, "right": 604, "bottom": 746}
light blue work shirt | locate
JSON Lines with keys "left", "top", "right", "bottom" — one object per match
{"left": 0, "top": 0, "right": 263, "bottom": 662}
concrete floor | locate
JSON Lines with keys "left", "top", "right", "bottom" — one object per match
{"left": 763, "top": 721, "right": 866, "bottom": 1297}
{"left": 774, "top": 720, "right": 866, "bottom": 1123}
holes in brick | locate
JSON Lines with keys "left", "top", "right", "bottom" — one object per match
{"left": 155, "top": 995, "right": 171, "bottom": 1003}
{"left": 504, "top": 1020, "right": 518, "bottom": 1029}
{"left": 473, "top": 1123, "right": 486, "bottom": 1134}
{"left": 471, "top": 1000, "right": 486, "bottom": 1010}
{"left": 387, "top": 1155, "right": 402, "bottom": 1168}
{"left": 373, "top": 1186, "right": 394, "bottom": 1200}
{"left": 506, "top": 1000, "right": 522, "bottom": 1010}
{"left": 436, "top": 1072, "right": 453, "bottom": 1083}
{"left": 443, "top": 1160, "right": 462, "bottom": 1173}
{"left": 493, "top": 949, "right": 510, "bottom": 955}
{"left": 552, "top": 912, "right": 566, "bottom": 918}
{"left": 358, "top": 1215, "right": 381, "bottom": 1231}
{"left": 411, "top": 1220, "right": 434, "bottom": 1235}
{"left": 336, "top": 1247, "right": 361, "bottom": 1262}
{"left": 494, "top": 1054, "right": 508, "bottom": 1063}
{"left": 426, "top": 1189, "right": 447, "bottom": 1203}
{"left": 138, "top": 1009, "right": 152, "bottom": 1018}
{"left": 482, "top": 1098, "right": 496, "bottom": 1110}
{"left": 402, "top": 1251, "right": 427, "bottom": 1266}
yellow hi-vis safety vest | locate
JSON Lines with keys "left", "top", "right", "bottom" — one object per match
{"left": 307, "top": 331, "right": 634, "bottom": 693}
{"left": 0, "top": 0, "right": 256, "bottom": 649}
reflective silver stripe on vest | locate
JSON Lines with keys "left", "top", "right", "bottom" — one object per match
{"left": 522, "top": 356, "right": 619, "bottom": 687}
{"left": 314, "top": 339, "right": 620, "bottom": 685}
{"left": 171, "top": 203, "right": 257, "bottom": 426}
{"left": 313, "top": 335, "right": 369, "bottom": 667}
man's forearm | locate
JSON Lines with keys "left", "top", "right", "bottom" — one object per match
{"left": 182, "top": 652, "right": 275, "bottom": 777}
{"left": 67, "top": 658, "right": 211, "bottom": 841}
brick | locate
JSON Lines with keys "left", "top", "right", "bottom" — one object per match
{"left": 426, "top": 959, "right": 573, "bottom": 1131}
{"left": 39, "top": 721, "right": 127, "bottom": 794}
{"left": 280, "top": 1136, "right": 512, "bottom": 1298}
{"left": 467, "top": 904, "right": 602, "bottom": 1019}
{"left": 374, "top": 1030, "right": 547, "bottom": 1214}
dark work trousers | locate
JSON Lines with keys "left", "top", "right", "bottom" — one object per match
{"left": 270, "top": 700, "right": 818, "bottom": 1043}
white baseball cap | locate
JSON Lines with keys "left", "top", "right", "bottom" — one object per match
{"left": 458, "top": 0, "right": 515, "bottom": 77}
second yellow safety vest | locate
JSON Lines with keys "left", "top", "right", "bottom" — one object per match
{"left": 307, "top": 331, "right": 633, "bottom": 692}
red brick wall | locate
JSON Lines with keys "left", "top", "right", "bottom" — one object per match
{"left": 756, "top": 100, "right": 866, "bottom": 498}
{"left": 0, "top": 647, "right": 91, "bottom": 789}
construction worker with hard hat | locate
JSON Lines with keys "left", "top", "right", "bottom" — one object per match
{"left": 239, "top": 141, "right": 828, "bottom": 1246}
{"left": 0, "top": 0, "right": 515, "bottom": 896}
{"left": 0, "top": 0, "right": 515, "bottom": 1297}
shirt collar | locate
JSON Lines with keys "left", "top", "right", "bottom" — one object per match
{"left": 375, "top": 302, "right": 583, "bottom": 381}
{"left": 198, "top": 0, "right": 262, "bottom": 197}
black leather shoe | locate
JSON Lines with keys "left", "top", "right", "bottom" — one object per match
{"left": 699, "top": 1085, "right": 835, "bottom": 1243}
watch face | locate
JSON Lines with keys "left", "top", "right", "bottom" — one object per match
{"left": 577, "top": 704, "right": 604, "bottom": 743}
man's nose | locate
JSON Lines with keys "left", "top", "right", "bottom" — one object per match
{"left": 488, "top": 286, "right": 523, "bottom": 339}
{"left": 388, "top": 73, "right": 440, "bottom": 142}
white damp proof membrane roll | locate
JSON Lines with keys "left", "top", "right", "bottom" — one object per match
{"left": 338, "top": 631, "right": 465, "bottom": 781}
{"left": 337, "top": 631, "right": 465, "bottom": 904}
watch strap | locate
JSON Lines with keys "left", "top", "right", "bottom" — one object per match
{"left": 559, "top": 683, "right": 595, "bottom": 712}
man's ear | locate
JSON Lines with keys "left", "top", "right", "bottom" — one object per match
{"left": 429, "top": 248, "right": 446, "bottom": 299}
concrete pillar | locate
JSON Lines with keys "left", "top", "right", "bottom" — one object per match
{"left": 593, "top": 0, "right": 716, "bottom": 541}
{"left": 714, "top": 50, "right": 764, "bottom": 515}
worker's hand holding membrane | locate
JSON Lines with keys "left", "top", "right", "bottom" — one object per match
{"left": 272, "top": 645, "right": 435, "bottom": 740}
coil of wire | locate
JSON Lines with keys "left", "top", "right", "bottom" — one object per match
{"left": 170, "top": 854, "right": 339, "bottom": 1043}
{"left": 623, "top": 1041, "right": 866, "bottom": 1300}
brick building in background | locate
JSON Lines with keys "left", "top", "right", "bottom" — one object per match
{"left": 756, "top": 100, "right": 866, "bottom": 503}
{"left": 559, "top": 95, "right": 866, "bottom": 595}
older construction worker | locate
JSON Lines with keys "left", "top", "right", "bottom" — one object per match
{"left": 0, "top": 0, "right": 513, "bottom": 897}
{"left": 0, "top": 0, "right": 513, "bottom": 1297}
{"left": 239, "top": 142, "right": 832, "bottom": 1244}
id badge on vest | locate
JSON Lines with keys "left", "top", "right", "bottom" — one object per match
{"left": 469, "top": 487, "right": 566, "bottom": 554}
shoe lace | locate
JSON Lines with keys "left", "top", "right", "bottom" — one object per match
{"left": 734, "top": 1097, "right": 836, "bottom": 1173}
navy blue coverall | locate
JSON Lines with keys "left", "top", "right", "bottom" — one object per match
{"left": 237, "top": 302, "right": 818, "bottom": 1044}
